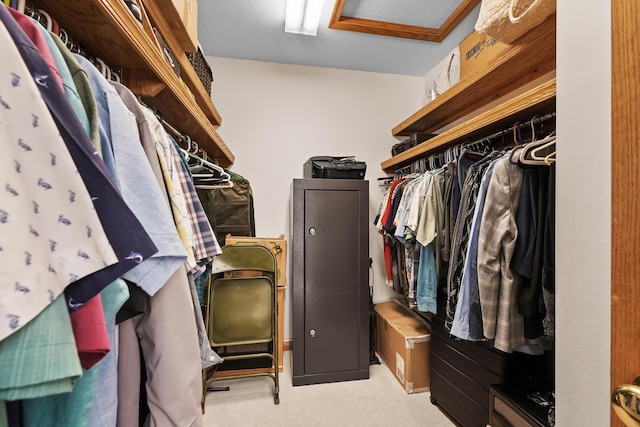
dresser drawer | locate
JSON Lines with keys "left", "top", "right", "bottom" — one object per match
{"left": 489, "top": 384, "right": 553, "bottom": 427}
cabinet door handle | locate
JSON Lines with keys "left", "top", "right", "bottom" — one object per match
{"left": 612, "top": 377, "right": 640, "bottom": 426}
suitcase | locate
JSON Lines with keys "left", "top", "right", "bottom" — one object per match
{"left": 303, "top": 156, "right": 366, "bottom": 179}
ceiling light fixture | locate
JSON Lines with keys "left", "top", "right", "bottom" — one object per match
{"left": 285, "top": 0, "right": 324, "bottom": 36}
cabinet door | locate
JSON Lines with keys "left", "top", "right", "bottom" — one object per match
{"left": 303, "top": 189, "right": 362, "bottom": 374}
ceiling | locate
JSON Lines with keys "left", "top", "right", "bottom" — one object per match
{"left": 197, "top": 0, "right": 481, "bottom": 77}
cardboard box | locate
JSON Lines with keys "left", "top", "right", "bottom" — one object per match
{"left": 459, "top": 30, "right": 509, "bottom": 80}
{"left": 375, "top": 300, "right": 431, "bottom": 394}
{"left": 422, "top": 46, "right": 460, "bottom": 105}
{"left": 155, "top": 0, "right": 199, "bottom": 53}
{"left": 224, "top": 234, "right": 287, "bottom": 287}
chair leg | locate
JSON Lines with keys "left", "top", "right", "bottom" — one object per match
{"left": 274, "top": 364, "right": 280, "bottom": 405}
{"left": 273, "top": 294, "right": 280, "bottom": 405}
{"left": 201, "top": 369, "right": 207, "bottom": 414}
{"left": 273, "top": 335, "right": 279, "bottom": 405}
{"left": 201, "top": 364, "right": 230, "bottom": 413}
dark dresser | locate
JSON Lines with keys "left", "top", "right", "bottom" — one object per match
{"left": 429, "top": 306, "right": 552, "bottom": 427}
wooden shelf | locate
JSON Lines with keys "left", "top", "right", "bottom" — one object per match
{"left": 34, "top": 0, "right": 235, "bottom": 168}
{"left": 142, "top": 0, "right": 222, "bottom": 126}
{"left": 392, "top": 14, "right": 556, "bottom": 137}
{"left": 381, "top": 78, "right": 556, "bottom": 174}
{"left": 153, "top": 0, "right": 197, "bottom": 53}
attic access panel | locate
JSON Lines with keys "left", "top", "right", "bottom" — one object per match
{"left": 329, "top": 0, "right": 480, "bottom": 42}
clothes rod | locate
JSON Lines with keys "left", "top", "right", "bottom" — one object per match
{"left": 396, "top": 111, "right": 556, "bottom": 175}
{"left": 464, "top": 111, "right": 556, "bottom": 147}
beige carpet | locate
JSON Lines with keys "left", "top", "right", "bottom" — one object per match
{"left": 202, "top": 351, "right": 455, "bottom": 426}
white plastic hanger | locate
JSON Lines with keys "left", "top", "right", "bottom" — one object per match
{"left": 518, "top": 116, "right": 556, "bottom": 166}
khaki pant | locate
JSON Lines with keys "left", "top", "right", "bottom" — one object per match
{"left": 117, "top": 267, "right": 203, "bottom": 427}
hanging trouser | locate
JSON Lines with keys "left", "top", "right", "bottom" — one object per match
{"left": 118, "top": 266, "right": 203, "bottom": 427}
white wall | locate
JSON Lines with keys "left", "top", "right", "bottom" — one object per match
{"left": 207, "top": 57, "right": 423, "bottom": 339}
{"left": 556, "top": 1, "right": 611, "bottom": 426}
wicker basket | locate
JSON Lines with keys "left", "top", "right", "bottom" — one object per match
{"left": 475, "top": 0, "right": 555, "bottom": 44}
{"left": 186, "top": 45, "right": 213, "bottom": 95}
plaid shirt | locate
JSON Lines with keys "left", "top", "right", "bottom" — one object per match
{"left": 154, "top": 129, "right": 197, "bottom": 272}
{"left": 477, "top": 156, "right": 531, "bottom": 353}
{"left": 168, "top": 136, "right": 221, "bottom": 274}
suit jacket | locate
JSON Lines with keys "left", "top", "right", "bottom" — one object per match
{"left": 477, "top": 156, "right": 527, "bottom": 353}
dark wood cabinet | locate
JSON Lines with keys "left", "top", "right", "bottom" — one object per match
{"left": 291, "top": 179, "right": 369, "bottom": 386}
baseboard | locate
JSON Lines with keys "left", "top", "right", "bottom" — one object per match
{"left": 284, "top": 339, "right": 292, "bottom": 352}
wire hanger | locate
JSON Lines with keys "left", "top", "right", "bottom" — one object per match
{"left": 144, "top": 101, "right": 229, "bottom": 182}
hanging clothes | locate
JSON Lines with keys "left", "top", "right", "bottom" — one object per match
{"left": 169, "top": 134, "right": 222, "bottom": 268}
{"left": 541, "top": 163, "right": 556, "bottom": 337}
{"left": 76, "top": 57, "right": 188, "bottom": 296}
{"left": 113, "top": 83, "right": 210, "bottom": 427}
{"left": 0, "top": 9, "right": 119, "bottom": 353}
{"left": 414, "top": 168, "right": 445, "bottom": 314}
{"left": 449, "top": 153, "right": 501, "bottom": 341}
{"left": 446, "top": 150, "right": 503, "bottom": 332}
{"left": 74, "top": 54, "right": 194, "bottom": 427}
{"left": 375, "top": 178, "right": 401, "bottom": 284}
{"left": 386, "top": 180, "right": 410, "bottom": 298}
{"left": 1, "top": 5, "right": 223, "bottom": 426}
{"left": 511, "top": 167, "right": 549, "bottom": 339}
{"left": 392, "top": 174, "right": 425, "bottom": 307}
{"left": 445, "top": 150, "right": 496, "bottom": 331}
{"left": 477, "top": 154, "right": 544, "bottom": 354}
{"left": 377, "top": 126, "right": 556, "bottom": 355}
{"left": 4, "top": 15, "right": 132, "bottom": 427}
{"left": 1, "top": 6, "right": 158, "bottom": 311}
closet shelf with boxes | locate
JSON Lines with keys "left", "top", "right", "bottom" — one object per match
{"left": 376, "top": 11, "right": 557, "bottom": 427}
{"left": 382, "top": 77, "right": 556, "bottom": 174}
{"left": 33, "top": 0, "right": 234, "bottom": 167}
{"left": 384, "top": 12, "right": 555, "bottom": 164}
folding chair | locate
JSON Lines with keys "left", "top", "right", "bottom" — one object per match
{"left": 201, "top": 245, "right": 280, "bottom": 408}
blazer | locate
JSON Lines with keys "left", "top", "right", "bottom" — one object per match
{"left": 477, "top": 156, "right": 527, "bottom": 353}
